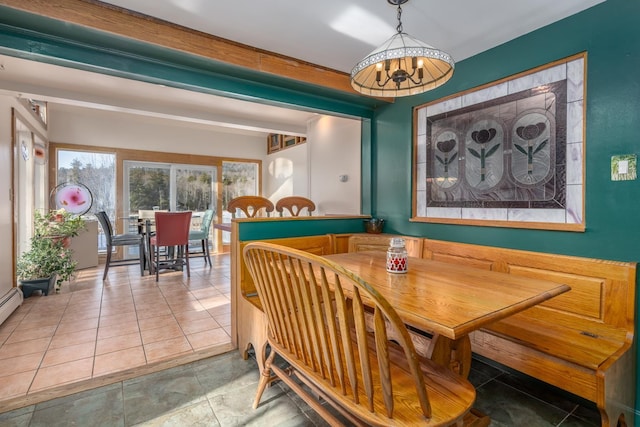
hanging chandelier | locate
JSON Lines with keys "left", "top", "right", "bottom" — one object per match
{"left": 350, "top": 0, "right": 455, "bottom": 97}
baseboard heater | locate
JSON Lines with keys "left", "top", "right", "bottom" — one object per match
{"left": 0, "top": 288, "right": 23, "bottom": 326}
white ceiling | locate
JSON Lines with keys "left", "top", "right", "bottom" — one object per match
{"left": 0, "top": 0, "right": 604, "bottom": 136}
{"left": 0, "top": 55, "right": 316, "bottom": 136}
{"left": 99, "top": 0, "right": 604, "bottom": 74}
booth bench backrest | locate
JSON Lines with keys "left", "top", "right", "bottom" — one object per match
{"left": 421, "top": 238, "right": 636, "bottom": 335}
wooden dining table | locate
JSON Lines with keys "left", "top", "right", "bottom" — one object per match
{"left": 324, "top": 251, "right": 571, "bottom": 378}
{"left": 213, "top": 223, "right": 232, "bottom": 232}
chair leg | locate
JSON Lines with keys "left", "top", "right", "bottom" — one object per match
{"left": 185, "top": 245, "right": 190, "bottom": 277}
{"left": 200, "top": 240, "right": 208, "bottom": 265}
{"left": 103, "top": 245, "right": 112, "bottom": 280}
{"left": 149, "top": 244, "right": 154, "bottom": 275}
{"left": 253, "top": 351, "right": 276, "bottom": 409}
{"left": 155, "top": 245, "right": 160, "bottom": 282}
{"left": 138, "top": 241, "right": 145, "bottom": 276}
{"left": 204, "top": 238, "right": 212, "bottom": 266}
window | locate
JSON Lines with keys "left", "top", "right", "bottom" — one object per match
{"left": 222, "top": 161, "right": 259, "bottom": 207}
{"left": 57, "top": 149, "right": 116, "bottom": 251}
{"left": 219, "top": 161, "right": 259, "bottom": 244}
{"left": 126, "top": 162, "right": 171, "bottom": 212}
{"left": 124, "top": 161, "right": 217, "bottom": 214}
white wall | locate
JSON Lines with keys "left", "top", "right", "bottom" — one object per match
{"left": 264, "top": 115, "right": 362, "bottom": 215}
{"left": 264, "top": 142, "right": 309, "bottom": 203}
{"left": 49, "top": 105, "right": 266, "bottom": 158}
{"left": 0, "top": 95, "right": 48, "bottom": 294}
{"left": 308, "top": 115, "right": 361, "bottom": 215}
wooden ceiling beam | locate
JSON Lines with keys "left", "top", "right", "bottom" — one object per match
{"left": 0, "top": 0, "right": 357, "bottom": 95}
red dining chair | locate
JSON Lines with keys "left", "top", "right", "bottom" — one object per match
{"left": 149, "top": 211, "right": 192, "bottom": 281}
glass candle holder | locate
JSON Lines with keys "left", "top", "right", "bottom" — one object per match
{"left": 386, "top": 237, "right": 408, "bottom": 273}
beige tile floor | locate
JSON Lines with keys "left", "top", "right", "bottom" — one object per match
{"left": 0, "top": 253, "right": 232, "bottom": 413}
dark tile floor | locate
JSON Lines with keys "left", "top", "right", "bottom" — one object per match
{"left": 0, "top": 349, "right": 601, "bottom": 426}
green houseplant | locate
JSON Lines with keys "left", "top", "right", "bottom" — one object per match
{"left": 17, "top": 209, "right": 86, "bottom": 294}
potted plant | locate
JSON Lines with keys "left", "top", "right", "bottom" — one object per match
{"left": 17, "top": 209, "right": 86, "bottom": 296}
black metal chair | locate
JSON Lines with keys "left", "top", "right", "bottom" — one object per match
{"left": 96, "top": 211, "right": 145, "bottom": 280}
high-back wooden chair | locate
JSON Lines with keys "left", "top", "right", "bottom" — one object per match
{"left": 243, "top": 242, "right": 476, "bottom": 426}
{"left": 275, "top": 196, "right": 316, "bottom": 216}
{"left": 227, "top": 196, "right": 274, "bottom": 218}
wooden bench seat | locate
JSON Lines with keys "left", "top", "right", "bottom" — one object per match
{"left": 421, "top": 238, "right": 636, "bottom": 427}
{"left": 486, "top": 309, "right": 628, "bottom": 370}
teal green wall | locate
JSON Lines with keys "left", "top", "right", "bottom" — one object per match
{"left": 374, "top": 1, "right": 640, "bottom": 419}
{"left": 373, "top": 0, "right": 640, "bottom": 263}
{"left": 237, "top": 218, "right": 367, "bottom": 241}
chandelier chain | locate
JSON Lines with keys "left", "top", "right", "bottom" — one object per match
{"left": 396, "top": 4, "right": 403, "bottom": 33}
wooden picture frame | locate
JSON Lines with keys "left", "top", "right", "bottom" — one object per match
{"left": 267, "top": 133, "right": 282, "bottom": 154}
{"left": 282, "top": 135, "right": 297, "bottom": 148}
{"left": 18, "top": 98, "right": 48, "bottom": 129}
{"left": 267, "top": 134, "right": 307, "bottom": 154}
{"left": 412, "top": 53, "right": 586, "bottom": 231}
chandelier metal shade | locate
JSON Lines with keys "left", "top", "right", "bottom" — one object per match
{"left": 350, "top": 0, "right": 455, "bottom": 97}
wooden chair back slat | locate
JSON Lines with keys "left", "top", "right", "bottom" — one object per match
{"left": 227, "top": 196, "right": 274, "bottom": 218}
{"left": 374, "top": 307, "right": 394, "bottom": 417}
{"left": 353, "top": 287, "right": 373, "bottom": 409}
{"left": 275, "top": 196, "right": 316, "bottom": 216}
{"left": 244, "top": 242, "right": 441, "bottom": 423}
{"left": 271, "top": 253, "right": 293, "bottom": 351}
{"left": 295, "top": 264, "right": 324, "bottom": 375}
{"left": 287, "top": 258, "right": 311, "bottom": 366}
{"left": 274, "top": 253, "right": 297, "bottom": 354}
{"left": 324, "top": 271, "right": 347, "bottom": 391}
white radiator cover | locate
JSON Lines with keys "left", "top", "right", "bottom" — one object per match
{"left": 0, "top": 288, "right": 23, "bottom": 326}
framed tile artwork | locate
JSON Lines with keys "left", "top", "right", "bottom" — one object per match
{"left": 412, "top": 53, "right": 586, "bottom": 231}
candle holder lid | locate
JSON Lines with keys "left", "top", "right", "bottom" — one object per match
{"left": 389, "top": 237, "right": 406, "bottom": 248}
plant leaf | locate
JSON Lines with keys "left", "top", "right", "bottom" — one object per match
{"left": 446, "top": 152, "right": 458, "bottom": 165}
{"left": 468, "top": 148, "right": 481, "bottom": 158}
{"left": 514, "top": 144, "right": 528, "bottom": 155}
{"left": 533, "top": 139, "right": 548, "bottom": 155}
{"left": 485, "top": 143, "right": 501, "bottom": 158}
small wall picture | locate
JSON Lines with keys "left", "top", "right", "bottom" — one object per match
{"left": 282, "top": 135, "right": 296, "bottom": 147}
{"left": 34, "top": 143, "right": 47, "bottom": 164}
{"left": 611, "top": 154, "right": 637, "bottom": 181}
{"left": 267, "top": 133, "right": 281, "bottom": 154}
